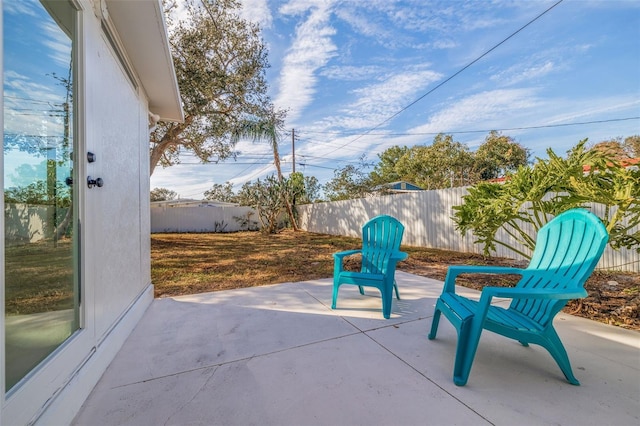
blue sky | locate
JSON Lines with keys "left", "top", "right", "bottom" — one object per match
{"left": 151, "top": 0, "right": 640, "bottom": 199}
{"left": 3, "top": 0, "right": 73, "bottom": 188}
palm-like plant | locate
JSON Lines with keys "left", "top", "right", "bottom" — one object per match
{"left": 454, "top": 140, "right": 639, "bottom": 258}
{"left": 231, "top": 108, "right": 299, "bottom": 231}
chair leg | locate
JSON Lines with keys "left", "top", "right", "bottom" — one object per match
{"left": 541, "top": 327, "right": 580, "bottom": 385}
{"left": 331, "top": 281, "right": 340, "bottom": 310}
{"left": 393, "top": 280, "right": 400, "bottom": 300}
{"left": 358, "top": 286, "right": 365, "bottom": 295}
{"left": 381, "top": 287, "right": 392, "bottom": 319}
{"left": 428, "top": 307, "right": 441, "bottom": 340}
{"left": 453, "top": 318, "right": 483, "bottom": 387}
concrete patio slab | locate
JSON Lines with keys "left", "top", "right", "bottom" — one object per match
{"left": 73, "top": 272, "right": 640, "bottom": 426}
{"left": 94, "top": 283, "right": 360, "bottom": 388}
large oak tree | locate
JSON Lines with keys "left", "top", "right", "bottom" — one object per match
{"left": 150, "top": 0, "right": 272, "bottom": 175}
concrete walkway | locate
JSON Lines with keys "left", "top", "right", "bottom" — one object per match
{"left": 74, "top": 272, "right": 640, "bottom": 426}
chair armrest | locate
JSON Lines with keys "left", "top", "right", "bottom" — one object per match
{"left": 382, "top": 251, "right": 408, "bottom": 275}
{"left": 443, "top": 265, "right": 524, "bottom": 293}
{"left": 333, "top": 250, "right": 361, "bottom": 275}
{"left": 481, "top": 286, "right": 588, "bottom": 301}
{"left": 390, "top": 251, "right": 408, "bottom": 262}
{"left": 333, "top": 249, "right": 361, "bottom": 260}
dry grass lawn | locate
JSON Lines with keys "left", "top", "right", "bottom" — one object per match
{"left": 151, "top": 229, "right": 639, "bottom": 330}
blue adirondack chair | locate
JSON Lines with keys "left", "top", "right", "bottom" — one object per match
{"left": 428, "top": 209, "right": 609, "bottom": 386}
{"left": 332, "top": 215, "right": 408, "bottom": 319}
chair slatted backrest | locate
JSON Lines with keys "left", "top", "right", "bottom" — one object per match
{"left": 361, "top": 215, "right": 405, "bottom": 275}
{"left": 511, "top": 209, "right": 609, "bottom": 326}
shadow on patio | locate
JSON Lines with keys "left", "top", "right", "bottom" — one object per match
{"left": 73, "top": 272, "right": 639, "bottom": 425}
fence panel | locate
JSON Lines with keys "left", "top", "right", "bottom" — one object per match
{"left": 151, "top": 205, "right": 258, "bottom": 233}
{"left": 4, "top": 203, "right": 69, "bottom": 245}
{"left": 296, "top": 188, "right": 639, "bottom": 272}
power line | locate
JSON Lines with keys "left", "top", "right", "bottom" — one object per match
{"left": 298, "top": 116, "right": 640, "bottom": 137}
{"left": 172, "top": 162, "right": 276, "bottom": 165}
{"left": 160, "top": 111, "right": 638, "bottom": 196}
{"left": 294, "top": 136, "right": 376, "bottom": 154}
{"left": 322, "top": 0, "right": 565, "bottom": 156}
{"left": 289, "top": 116, "right": 639, "bottom": 164}
{"left": 299, "top": 154, "right": 361, "bottom": 163}
{"left": 296, "top": 163, "right": 336, "bottom": 170}
{"left": 4, "top": 94, "right": 56, "bottom": 105}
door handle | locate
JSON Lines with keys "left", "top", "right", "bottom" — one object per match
{"left": 87, "top": 176, "right": 103, "bottom": 188}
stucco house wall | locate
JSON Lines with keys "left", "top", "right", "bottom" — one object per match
{"left": 1, "top": 1, "right": 183, "bottom": 424}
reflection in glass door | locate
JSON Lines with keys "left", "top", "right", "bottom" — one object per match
{"left": 3, "top": 0, "right": 78, "bottom": 391}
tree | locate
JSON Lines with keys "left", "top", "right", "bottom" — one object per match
{"left": 150, "top": 187, "right": 178, "bottom": 202}
{"left": 150, "top": 0, "right": 272, "bottom": 175}
{"left": 230, "top": 107, "right": 298, "bottom": 230}
{"left": 5, "top": 179, "right": 71, "bottom": 207}
{"left": 294, "top": 173, "right": 322, "bottom": 204}
{"left": 204, "top": 182, "right": 237, "bottom": 203}
{"left": 369, "top": 145, "right": 410, "bottom": 186}
{"left": 237, "top": 175, "right": 285, "bottom": 234}
{"left": 473, "top": 131, "right": 530, "bottom": 180}
{"left": 591, "top": 136, "right": 640, "bottom": 159}
{"left": 623, "top": 135, "right": 640, "bottom": 157}
{"left": 286, "top": 172, "right": 321, "bottom": 221}
{"left": 395, "top": 134, "right": 476, "bottom": 189}
{"left": 453, "top": 140, "right": 640, "bottom": 258}
{"left": 368, "top": 132, "right": 528, "bottom": 189}
{"left": 324, "top": 157, "right": 374, "bottom": 201}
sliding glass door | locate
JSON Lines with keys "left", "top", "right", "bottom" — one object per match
{"left": 3, "top": 0, "right": 79, "bottom": 392}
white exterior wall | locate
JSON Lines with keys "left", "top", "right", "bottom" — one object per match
{"left": 1, "top": 1, "right": 173, "bottom": 424}
{"left": 297, "top": 188, "right": 639, "bottom": 272}
{"left": 83, "top": 16, "right": 151, "bottom": 340}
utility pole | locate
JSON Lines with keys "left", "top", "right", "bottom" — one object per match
{"left": 291, "top": 128, "right": 295, "bottom": 173}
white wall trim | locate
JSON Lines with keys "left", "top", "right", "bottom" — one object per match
{"left": 31, "top": 284, "right": 153, "bottom": 426}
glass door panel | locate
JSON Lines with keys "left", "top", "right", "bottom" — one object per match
{"left": 3, "top": 0, "right": 78, "bottom": 391}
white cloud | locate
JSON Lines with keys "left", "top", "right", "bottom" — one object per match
{"left": 3, "top": 0, "right": 39, "bottom": 16}
{"left": 319, "top": 65, "right": 443, "bottom": 130}
{"left": 41, "top": 21, "right": 73, "bottom": 69}
{"left": 4, "top": 71, "right": 68, "bottom": 136}
{"left": 406, "top": 90, "right": 640, "bottom": 154}
{"left": 491, "top": 60, "right": 556, "bottom": 86}
{"left": 239, "top": 0, "right": 273, "bottom": 28}
{"left": 534, "top": 97, "right": 640, "bottom": 125}
{"left": 320, "top": 65, "right": 385, "bottom": 81}
{"left": 334, "top": 6, "right": 401, "bottom": 49}
{"left": 410, "top": 88, "right": 542, "bottom": 134}
{"left": 279, "top": 0, "right": 336, "bottom": 16}
{"left": 274, "top": 1, "right": 338, "bottom": 121}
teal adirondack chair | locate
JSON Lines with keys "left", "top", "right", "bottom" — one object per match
{"left": 428, "top": 209, "right": 609, "bottom": 386}
{"left": 332, "top": 215, "right": 408, "bottom": 319}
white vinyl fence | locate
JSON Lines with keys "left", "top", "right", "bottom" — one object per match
{"left": 5, "top": 203, "right": 67, "bottom": 245}
{"left": 151, "top": 205, "right": 259, "bottom": 233}
{"left": 296, "top": 188, "right": 639, "bottom": 273}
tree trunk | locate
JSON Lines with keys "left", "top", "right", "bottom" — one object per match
{"left": 149, "top": 117, "right": 192, "bottom": 176}
{"left": 150, "top": 139, "right": 175, "bottom": 176}
{"left": 272, "top": 141, "right": 299, "bottom": 231}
